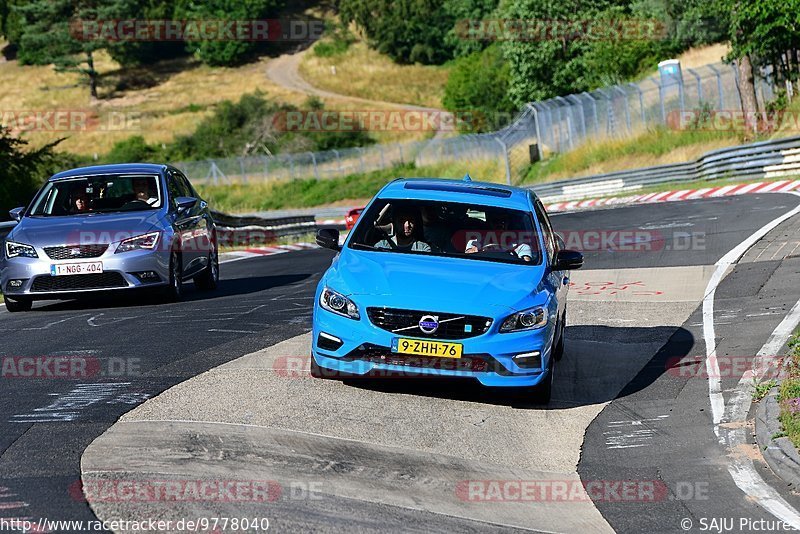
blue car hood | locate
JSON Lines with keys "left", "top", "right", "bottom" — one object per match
{"left": 10, "top": 211, "right": 163, "bottom": 247}
{"left": 326, "top": 249, "right": 546, "bottom": 316}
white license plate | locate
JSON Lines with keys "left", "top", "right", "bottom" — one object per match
{"left": 50, "top": 262, "right": 104, "bottom": 276}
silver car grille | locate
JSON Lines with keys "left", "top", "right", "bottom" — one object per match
{"left": 44, "top": 244, "right": 108, "bottom": 260}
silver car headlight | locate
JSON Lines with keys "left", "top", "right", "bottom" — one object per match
{"left": 319, "top": 287, "right": 360, "bottom": 320}
{"left": 115, "top": 232, "right": 160, "bottom": 254}
{"left": 500, "top": 306, "right": 548, "bottom": 333}
{"left": 5, "top": 241, "right": 38, "bottom": 259}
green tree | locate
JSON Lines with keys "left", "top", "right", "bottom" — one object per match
{"left": 14, "top": 0, "right": 136, "bottom": 99}
{"left": 443, "top": 44, "right": 515, "bottom": 131}
{"left": 175, "top": 0, "right": 282, "bottom": 67}
{"left": 0, "top": 127, "right": 64, "bottom": 219}
{"left": 338, "top": 0, "right": 454, "bottom": 64}
{"left": 443, "top": 0, "right": 499, "bottom": 59}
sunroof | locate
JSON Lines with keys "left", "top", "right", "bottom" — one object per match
{"left": 403, "top": 182, "right": 513, "bottom": 198}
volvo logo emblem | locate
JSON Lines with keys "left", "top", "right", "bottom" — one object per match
{"left": 419, "top": 315, "right": 439, "bottom": 334}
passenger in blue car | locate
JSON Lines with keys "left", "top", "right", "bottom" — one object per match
{"left": 374, "top": 207, "right": 432, "bottom": 252}
{"left": 465, "top": 210, "right": 534, "bottom": 261}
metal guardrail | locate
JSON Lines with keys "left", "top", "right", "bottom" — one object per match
{"left": 527, "top": 135, "right": 800, "bottom": 202}
{"left": 211, "top": 211, "right": 317, "bottom": 247}
{"left": 0, "top": 214, "right": 315, "bottom": 251}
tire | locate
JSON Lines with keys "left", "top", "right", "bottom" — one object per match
{"left": 310, "top": 355, "right": 339, "bottom": 379}
{"left": 4, "top": 294, "right": 32, "bottom": 313}
{"left": 531, "top": 356, "right": 554, "bottom": 405}
{"left": 162, "top": 249, "right": 183, "bottom": 302}
{"left": 553, "top": 311, "right": 566, "bottom": 362}
{"left": 194, "top": 244, "right": 219, "bottom": 291}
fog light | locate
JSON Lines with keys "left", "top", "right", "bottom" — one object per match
{"left": 132, "top": 271, "right": 161, "bottom": 283}
{"left": 317, "top": 332, "right": 344, "bottom": 352}
{"left": 7, "top": 279, "right": 26, "bottom": 290}
{"left": 512, "top": 351, "right": 542, "bottom": 369}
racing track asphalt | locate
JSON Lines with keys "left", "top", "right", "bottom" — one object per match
{"left": 2, "top": 192, "right": 800, "bottom": 532}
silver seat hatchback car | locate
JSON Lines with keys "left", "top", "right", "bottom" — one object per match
{"left": 1, "top": 163, "right": 219, "bottom": 312}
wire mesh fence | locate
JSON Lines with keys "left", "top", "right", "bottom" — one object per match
{"left": 179, "top": 61, "right": 776, "bottom": 187}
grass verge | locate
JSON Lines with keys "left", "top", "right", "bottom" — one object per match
{"left": 778, "top": 334, "right": 800, "bottom": 448}
{"left": 195, "top": 159, "right": 507, "bottom": 213}
{"left": 299, "top": 41, "right": 449, "bottom": 109}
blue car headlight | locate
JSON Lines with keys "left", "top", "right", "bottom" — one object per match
{"left": 115, "top": 232, "right": 160, "bottom": 254}
{"left": 500, "top": 306, "right": 547, "bottom": 333}
{"left": 319, "top": 287, "right": 360, "bottom": 320}
{"left": 5, "top": 241, "right": 38, "bottom": 259}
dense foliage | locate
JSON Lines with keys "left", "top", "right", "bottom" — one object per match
{"left": 0, "top": 127, "right": 68, "bottom": 219}
{"left": 103, "top": 92, "right": 374, "bottom": 163}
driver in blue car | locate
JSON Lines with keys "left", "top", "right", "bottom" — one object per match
{"left": 374, "top": 206, "right": 432, "bottom": 252}
{"left": 465, "top": 210, "right": 533, "bottom": 261}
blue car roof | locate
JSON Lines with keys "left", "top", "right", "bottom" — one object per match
{"left": 50, "top": 163, "right": 168, "bottom": 181}
{"left": 378, "top": 178, "right": 534, "bottom": 210}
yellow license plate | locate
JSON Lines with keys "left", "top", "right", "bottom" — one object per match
{"left": 393, "top": 338, "right": 462, "bottom": 358}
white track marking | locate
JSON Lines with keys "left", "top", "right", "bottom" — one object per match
{"left": 702, "top": 192, "right": 800, "bottom": 527}
{"left": 719, "top": 299, "right": 800, "bottom": 529}
{"left": 703, "top": 192, "right": 800, "bottom": 425}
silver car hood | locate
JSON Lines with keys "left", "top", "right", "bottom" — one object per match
{"left": 9, "top": 211, "right": 163, "bottom": 247}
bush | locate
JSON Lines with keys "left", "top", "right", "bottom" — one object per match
{"left": 0, "top": 127, "right": 70, "bottom": 219}
{"left": 176, "top": 0, "right": 282, "bottom": 66}
{"left": 443, "top": 44, "right": 515, "bottom": 132}
{"left": 313, "top": 22, "right": 356, "bottom": 58}
{"left": 105, "top": 135, "right": 158, "bottom": 163}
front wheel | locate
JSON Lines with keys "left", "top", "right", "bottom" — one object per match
{"left": 530, "top": 357, "right": 554, "bottom": 405}
{"left": 162, "top": 250, "right": 183, "bottom": 302}
{"left": 194, "top": 245, "right": 219, "bottom": 291}
{"left": 4, "top": 295, "right": 32, "bottom": 312}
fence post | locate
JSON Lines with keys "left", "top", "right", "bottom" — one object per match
{"left": 288, "top": 155, "right": 295, "bottom": 179}
{"left": 527, "top": 103, "right": 543, "bottom": 160}
{"left": 398, "top": 143, "right": 404, "bottom": 165}
{"left": 332, "top": 149, "right": 343, "bottom": 175}
{"left": 565, "top": 95, "right": 586, "bottom": 142}
{"left": 357, "top": 147, "right": 366, "bottom": 173}
{"left": 596, "top": 88, "right": 616, "bottom": 136}
{"left": 581, "top": 92, "right": 598, "bottom": 136}
{"left": 707, "top": 64, "right": 724, "bottom": 109}
{"left": 494, "top": 138, "right": 512, "bottom": 185}
{"left": 652, "top": 76, "right": 667, "bottom": 124}
{"left": 687, "top": 68, "right": 703, "bottom": 102}
{"left": 379, "top": 145, "right": 386, "bottom": 168}
{"left": 614, "top": 86, "right": 632, "bottom": 133}
{"left": 309, "top": 152, "right": 319, "bottom": 179}
{"left": 238, "top": 158, "right": 248, "bottom": 183}
{"left": 628, "top": 83, "right": 645, "bottom": 125}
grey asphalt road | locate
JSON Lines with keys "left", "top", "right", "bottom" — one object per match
{"left": 2, "top": 192, "right": 799, "bottom": 532}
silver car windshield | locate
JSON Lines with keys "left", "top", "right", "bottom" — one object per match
{"left": 29, "top": 175, "right": 163, "bottom": 216}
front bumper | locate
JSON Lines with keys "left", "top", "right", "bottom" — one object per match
{"left": 1, "top": 248, "right": 170, "bottom": 299}
{"left": 311, "top": 304, "right": 555, "bottom": 387}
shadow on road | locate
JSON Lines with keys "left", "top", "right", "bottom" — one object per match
{"left": 343, "top": 325, "right": 695, "bottom": 410}
{"left": 26, "top": 273, "right": 313, "bottom": 312}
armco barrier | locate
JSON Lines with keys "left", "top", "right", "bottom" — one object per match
{"left": 0, "top": 214, "right": 315, "bottom": 251}
{"left": 210, "top": 211, "right": 317, "bottom": 248}
{"left": 527, "top": 135, "right": 800, "bottom": 202}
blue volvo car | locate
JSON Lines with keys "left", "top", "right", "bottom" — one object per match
{"left": 312, "top": 177, "right": 583, "bottom": 403}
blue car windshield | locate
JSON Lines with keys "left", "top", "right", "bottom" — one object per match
{"left": 348, "top": 199, "right": 542, "bottom": 265}
{"left": 29, "top": 175, "right": 163, "bottom": 216}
